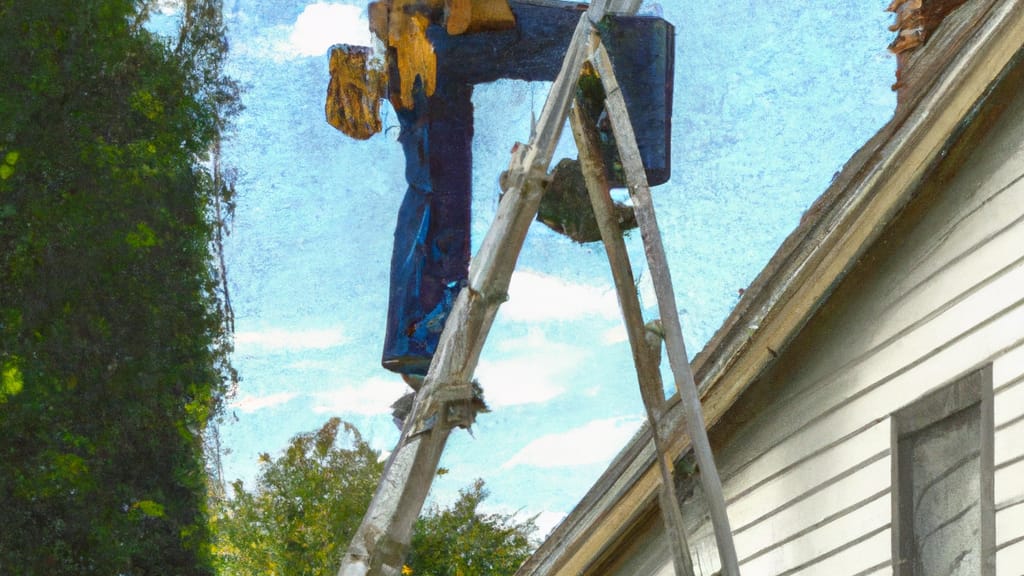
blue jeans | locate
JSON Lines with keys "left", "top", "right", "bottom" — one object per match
{"left": 382, "top": 81, "right": 473, "bottom": 376}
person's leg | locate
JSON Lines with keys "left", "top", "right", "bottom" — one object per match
{"left": 382, "top": 82, "right": 474, "bottom": 376}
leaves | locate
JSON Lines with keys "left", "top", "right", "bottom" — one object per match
{"left": 212, "top": 418, "right": 383, "bottom": 576}
{"left": 1, "top": 357, "right": 23, "bottom": 401}
{"left": 408, "top": 480, "right": 537, "bottom": 576}
{"left": 132, "top": 500, "right": 167, "bottom": 518}
{"left": 1, "top": 150, "right": 18, "bottom": 180}
{"left": 130, "top": 89, "right": 166, "bottom": 121}
{"left": 0, "top": 0, "right": 238, "bottom": 573}
{"left": 212, "top": 419, "right": 537, "bottom": 576}
{"left": 125, "top": 221, "right": 159, "bottom": 248}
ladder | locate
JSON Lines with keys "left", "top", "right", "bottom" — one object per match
{"left": 337, "top": 2, "right": 740, "bottom": 574}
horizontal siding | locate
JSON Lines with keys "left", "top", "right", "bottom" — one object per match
{"left": 851, "top": 561, "right": 892, "bottom": 569}
{"left": 995, "top": 415, "right": 1024, "bottom": 465}
{"left": 723, "top": 419, "right": 890, "bottom": 506}
{"left": 717, "top": 298, "right": 1024, "bottom": 512}
{"left": 884, "top": 63, "right": 1024, "bottom": 307}
{"left": 997, "top": 502, "right": 1024, "bottom": 547}
{"left": 878, "top": 182, "right": 1024, "bottom": 345}
{"left": 607, "top": 549, "right": 673, "bottom": 576}
{"left": 731, "top": 454, "right": 890, "bottom": 546}
{"left": 788, "top": 528, "right": 891, "bottom": 576}
{"left": 689, "top": 539, "right": 721, "bottom": 576}
{"left": 674, "top": 487, "right": 720, "bottom": 576}
{"left": 717, "top": 250, "right": 1024, "bottom": 498}
{"left": 994, "top": 377, "right": 1024, "bottom": 423}
{"left": 726, "top": 420, "right": 889, "bottom": 527}
{"left": 996, "top": 457, "right": 1024, "bottom": 510}
{"left": 602, "top": 517, "right": 675, "bottom": 576}
{"left": 758, "top": 167, "right": 1024, "bottom": 399}
{"left": 997, "top": 536, "right": 1024, "bottom": 575}
{"left": 994, "top": 339, "right": 1024, "bottom": 390}
{"left": 739, "top": 492, "right": 890, "bottom": 575}
{"left": 884, "top": 174, "right": 1024, "bottom": 309}
{"left": 853, "top": 565, "right": 893, "bottom": 576}
{"left": 675, "top": 292, "right": 1024, "bottom": 574}
{"left": 713, "top": 303, "right": 1024, "bottom": 568}
{"left": 994, "top": 343, "right": 1024, "bottom": 550}
{"left": 679, "top": 458, "right": 891, "bottom": 575}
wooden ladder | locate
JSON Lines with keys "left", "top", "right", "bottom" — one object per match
{"left": 337, "top": 2, "right": 740, "bottom": 575}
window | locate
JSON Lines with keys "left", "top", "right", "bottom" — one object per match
{"left": 891, "top": 365, "right": 995, "bottom": 575}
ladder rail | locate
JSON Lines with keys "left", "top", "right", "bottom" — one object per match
{"left": 569, "top": 101, "right": 696, "bottom": 576}
{"left": 590, "top": 42, "right": 742, "bottom": 576}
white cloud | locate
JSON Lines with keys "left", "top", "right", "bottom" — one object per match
{"left": 601, "top": 324, "right": 628, "bottom": 345}
{"left": 502, "top": 270, "right": 619, "bottom": 323}
{"left": 231, "top": 392, "right": 298, "bottom": 413}
{"left": 285, "top": 359, "right": 340, "bottom": 371}
{"left": 476, "top": 358, "right": 566, "bottom": 408}
{"left": 477, "top": 503, "right": 566, "bottom": 539}
{"left": 152, "top": 0, "right": 183, "bottom": 15}
{"left": 234, "top": 327, "right": 347, "bottom": 352}
{"left": 534, "top": 510, "right": 567, "bottom": 538}
{"left": 231, "top": 3, "right": 371, "bottom": 62}
{"left": 289, "top": 3, "right": 371, "bottom": 56}
{"left": 476, "top": 329, "right": 586, "bottom": 408}
{"left": 501, "top": 416, "right": 643, "bottom": 469}
{"left": 312, "top": 376, "right": 409, "bottom": 415}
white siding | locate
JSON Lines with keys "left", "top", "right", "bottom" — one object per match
{"left": 996, "top": 458, "right": 1024, "bottom": 513}
{"left": 994, "top": 403, "right": 1024, "bottom": 467}
{"left": 994, "top": 342, "right": 1024, "bottom": 572}
{"left": 668, "top": 81, "right": 1024, "bottom": 575}
{"left": 997, "top": 537, "right": 1024, "bottom": 576}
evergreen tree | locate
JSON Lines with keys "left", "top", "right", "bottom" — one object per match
{"left": 0, "top": 1, "right": 238, "bottom": 573}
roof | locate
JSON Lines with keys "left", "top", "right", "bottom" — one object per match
{"left": 517, "top": 1, "right": 1024, "bottom": 574}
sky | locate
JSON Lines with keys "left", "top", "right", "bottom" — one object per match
{"left": 171, "top": 0, "right": 899, "bottom": 537}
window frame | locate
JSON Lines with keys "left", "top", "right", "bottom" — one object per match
{"left": 890, "top": 364, "right": 995, "bottom": 575}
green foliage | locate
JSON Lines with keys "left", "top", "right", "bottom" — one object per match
{"left": 212, "top": 419, "right": 537, "bottom": 576}
{"left": 126, "top": 221, "right": 160, "bottom": 249}
{"left": 0, "top": 0, "right": 238, "bottom": 573}
{"left": 1, "top": 356, "right": 24, "bottom": 401}
{"left": 408, "top": 480, "right": 537, "bottom": 576}
{"left": 0, "top": 150, "right": 18, "bottom": 180}
{"left": 132, "top": 500, "right": 167, "bottom": 519}
{"left": 212, "top": 418, "right": 385, "bottom": 576}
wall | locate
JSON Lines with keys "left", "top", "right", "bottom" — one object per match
{"left": 608, "top": 58, "right": 1024, "bottom": 576}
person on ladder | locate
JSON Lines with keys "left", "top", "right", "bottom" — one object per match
{"left": 326, "top": 0, "right": 673, "bottom": 394}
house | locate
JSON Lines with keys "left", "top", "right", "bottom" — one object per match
{"left": 516, "top": 0, "right": 1024, "bottom": 574}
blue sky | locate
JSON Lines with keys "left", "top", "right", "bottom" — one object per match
{"left": 197, "top": 0, "right": 898, "bottom": 536}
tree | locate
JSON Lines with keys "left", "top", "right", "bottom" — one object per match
{"left": 212, "top": 419, "right": 384, "bottom": 575}
{"left": 0, "top": 1, "right": 238, "bottom": 573}
{"left": 408, "top": 480, "right": 537, "bottom": 576}
{"left": 212, "top": 418, "right": 537, "bottom": 576}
